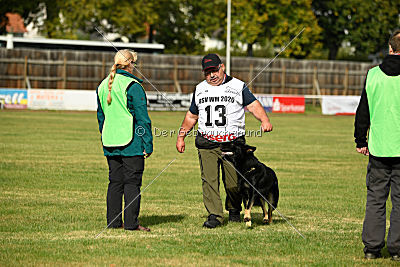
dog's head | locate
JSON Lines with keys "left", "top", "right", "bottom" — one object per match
{"left": 220, "top": 142, "right": 257, "bottom": 165}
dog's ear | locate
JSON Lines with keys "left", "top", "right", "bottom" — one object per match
{"left": 245, "top": 145, "right": 256, "bottom": 153}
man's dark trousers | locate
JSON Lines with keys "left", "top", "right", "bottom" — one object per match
{"left": 198, "top": 147, "right": 242, "bottom": 222}
{"left": 106, "top": 156, "right": 144, "bottom": 230}
{"left": 363, "top": 155, "right": 400, "bottom": 255}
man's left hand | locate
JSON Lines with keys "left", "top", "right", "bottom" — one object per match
{"left": 261, "top": 121, "right": 273, "bottom": 132}
{"left": 356, "top": 147, "right": 369, "bottom": 156}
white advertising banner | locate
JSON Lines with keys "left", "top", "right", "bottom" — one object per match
{"left": 146, "top": 92, "right": 191, "bottom": 111}
{"left": 28, "top": 89, "right": 97, "bottom": 111}
{"left": 321, "top": 95, "right": 361, "bottom": 115}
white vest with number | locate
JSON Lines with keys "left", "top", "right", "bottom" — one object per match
{"left": 195, "top": 77, "right": 246, "bottom": 142}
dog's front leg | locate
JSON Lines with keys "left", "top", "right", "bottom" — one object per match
{"left": 244, "top": 206, "right": 250, "bottom": 223}
{"left": 244, "top": 192, "right": 255, "bottom": 228}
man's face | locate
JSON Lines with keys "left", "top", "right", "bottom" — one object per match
{"left": 204, "top": 64, "right": 225, "bottom": 86}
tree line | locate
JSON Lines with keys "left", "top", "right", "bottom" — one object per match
{"left": 1, "top": 0, "right": 399, "bottom": 60}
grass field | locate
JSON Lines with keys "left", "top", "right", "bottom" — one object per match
{"left": 0, "top": 108, "right": 396, "bottom": 265}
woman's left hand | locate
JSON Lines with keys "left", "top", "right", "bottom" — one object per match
{"left": 144, "top": 150, "right": 152, "bottom": 158}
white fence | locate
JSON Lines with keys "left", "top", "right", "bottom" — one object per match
{"left": 0, "top": 88, "right": 360, "bottom": 115}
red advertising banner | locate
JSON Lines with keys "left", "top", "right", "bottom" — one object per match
{"left": 272, "top": 96, "right": 305, "bottom": 113}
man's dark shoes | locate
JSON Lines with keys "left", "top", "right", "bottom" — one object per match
{"left": 391, "top": 254, "right": 400, "bottom": 261}
{"left": 364, "top": 252, "right": 381, "bottom": 260}
{"left": 203, "top": 214, "right": 221, "bottom": 228}
{"left": 229, "top": 210, "right": 241, "bottom": 222}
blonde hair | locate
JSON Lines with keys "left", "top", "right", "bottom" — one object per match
{"left": 107, "top": 49, "right": 138, "bottom": 104}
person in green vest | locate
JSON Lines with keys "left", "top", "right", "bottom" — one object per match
{"left": 354, "top": 30, "right": 400, "bottom": 261}
{"left": 97, "top": 49, "right": 153, "bottom": 232}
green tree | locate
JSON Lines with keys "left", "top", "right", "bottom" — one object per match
{"left": 231, "top": 0, "right": 268, "bottom": 57}
{"left": 40, "top": 0, "right": 152, "bottom": 40}
{"left": 221, "top": 0, "right": 322, "bottom": 58}
{"left": 150, "top": 0, "right": 207, "bottom": 54}
{"left": 36, "top": 0, "right": 213, "bottom": 54}
{"left": 347, "top": 0, "right": 400, "bottom": 57}
{"left": 312, "top": 1, "right": 348, "bottom": 60}
{"left": 312, "top": 0, "right": 400, "bottom": 60}
{"left": 261, "top": 0, "right": 322, "bottom": 59}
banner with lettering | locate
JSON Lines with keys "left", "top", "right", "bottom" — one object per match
{"left": 256, "top": 95, "right": 305, "bottom": 113}
{"left": 321, "top": 95, "right": 360, "bottom": 115}
{"left": 0, "top": 89, "right": 28, "bottom": 109}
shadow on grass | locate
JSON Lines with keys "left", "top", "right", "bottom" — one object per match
{"left": 139, "top": 214, "right": 185, "bottom": 226}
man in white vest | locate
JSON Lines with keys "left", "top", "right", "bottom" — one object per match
{"left": 176, "top": 54, "right": 273, "bottom": 228}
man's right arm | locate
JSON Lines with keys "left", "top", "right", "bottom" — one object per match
{"left": 354, "top": 74, "right": 370, "bottom": 155}
{"left": 176, "top": 90, "right": 199, "bottom": 153}
{"left": 176, "top": 111, "right": 198, "bottom": 153}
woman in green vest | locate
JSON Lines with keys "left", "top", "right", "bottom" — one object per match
{"left": 97, "top": 49, "right": 153, "bottom": 232}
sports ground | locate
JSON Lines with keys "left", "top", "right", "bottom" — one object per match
{"left": 0, "top": 108, "right": 396, "bottom": 265}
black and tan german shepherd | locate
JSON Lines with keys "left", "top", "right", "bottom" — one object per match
{"left": 221, "top": 142, "right": 279, "bottom": 227}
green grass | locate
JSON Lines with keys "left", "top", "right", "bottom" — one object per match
{"left": 0, "top": 109, "right": 395, "bottom": 266}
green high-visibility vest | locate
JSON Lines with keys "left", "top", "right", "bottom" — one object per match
{"left": 366, "top": 66, "right": 400, "bottom": 157}
{"left": 98, "top": 74, "right": 139, "bottom": 147}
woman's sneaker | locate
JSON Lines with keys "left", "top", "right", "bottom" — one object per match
{"left": 364, "top": 252, "right": 381, "bottom": 259}
{"left": 392, "top": 254, "right": 400, "bottom": 261}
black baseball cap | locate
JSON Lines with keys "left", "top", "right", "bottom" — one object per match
{"left": 201, "top": 54, "right": 222, "bottom": 71}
